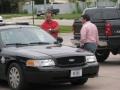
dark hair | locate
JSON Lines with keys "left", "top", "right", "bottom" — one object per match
{"left": 45, "top": 10, "right": 53, "bottom": 17}
{"left": 81, "top": 14, "right": 90, "bottom": 21}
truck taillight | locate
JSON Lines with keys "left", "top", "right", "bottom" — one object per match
{"left": 105, "top": 23, "right": 112, "bottom": 36}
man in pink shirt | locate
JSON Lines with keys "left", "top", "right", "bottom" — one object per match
{"left": 80, "top": 14, "right": 99, "bottom": 53}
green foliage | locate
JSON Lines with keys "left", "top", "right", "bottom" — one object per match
{"left": 37, "top": 13, "right": 81, "bottom": 20}
{"left": 60, "top": 26, "right": 72, "bottom": 33}
{"left": 34, "top": 0, "right": 49, "bottom": 4}
{"left": 110, "top": 0, "right": 117, "bottom": 2}
{"left": 22, "top": 9, "right": 28, "bottom": 14}
{"left": 75, "top": 1, "right": 81, "bottom": 13}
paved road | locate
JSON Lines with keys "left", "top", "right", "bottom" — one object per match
{"left": 0, "top": 33, "right": 120, "bottom": 90}
{"left": 5, "top": 16, "right": 74, "bottom": 26}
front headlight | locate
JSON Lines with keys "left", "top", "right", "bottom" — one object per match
{"left": 86, "top": 56, "right": 96, "bottom": 63}
{"left": 26, "top": 59, "right": 55, "bottom": 67}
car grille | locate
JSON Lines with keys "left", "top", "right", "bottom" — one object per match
{"left": 55, "top": 56, "right": 86, "bottom": 67}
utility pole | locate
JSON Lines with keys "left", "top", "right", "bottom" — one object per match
{"left": 32, "top": 0, "right": 34, "bottom": 25}
{"left": 96, "top": 0, "right": 98, "bottom": 7}
{"left": 118, "top": 0, "right": 120, "bottom": 3}
{"left": 44, "top": 0, "right": 47, "bottom": 12}
{"left": 118, "top": 0, "right": 120, "bottom": 5}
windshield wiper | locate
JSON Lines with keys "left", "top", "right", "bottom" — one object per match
{"left": 6, "top": 43, "right": 29, "bottom": 46}
{"left": 29, "top": 42, "right": 50, "bottom": 45}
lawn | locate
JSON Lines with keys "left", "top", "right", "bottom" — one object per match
{"left": 1, "top": 13, "right": 81, "bottom": 20}
{"left": 37, "top": 13, "right": 81, "bottom": 20}
{"left": 60, "top": 26, "right": 72, "bottom": 33}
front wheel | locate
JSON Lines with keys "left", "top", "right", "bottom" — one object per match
{"left": 70, "top": 78, "right": 88, "bottom": 86}
{"left": 95, "top": 49, "right": 110, "bottom": 62}
{"left": 7, "top": 63, "right": 27, "bottom": 90}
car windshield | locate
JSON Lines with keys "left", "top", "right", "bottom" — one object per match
{"left": 0, "top": 26, "right": 56, "bottom": 45}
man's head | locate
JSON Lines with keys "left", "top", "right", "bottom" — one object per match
{"left": 80, "top": 14, "right": 90, "bottom": 24}
{"left": 45, "top": 11, "right": 53, "bottom": 22}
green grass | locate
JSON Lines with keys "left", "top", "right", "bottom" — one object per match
{"left": 37, "top": 13, "right": 81, "bottom": 20}
{"left": 60, "top": 26, "right": 72, "bottom": 33}
{"left": 1, "top": 13, "right": 81, "bottom": 20}
{"left": 1, "top": 14, "right": 32, "bottom": 19}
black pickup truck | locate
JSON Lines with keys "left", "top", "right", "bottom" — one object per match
{"left": 72, "top": 7, "right": 120, "bottom": 62}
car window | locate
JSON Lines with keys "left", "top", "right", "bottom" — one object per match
{"left": 0, "top": 27, "right": 56, "bottom": 45}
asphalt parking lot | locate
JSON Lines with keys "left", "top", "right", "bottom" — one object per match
{"left": 0, "top": 33, "right": 120, "bottom": 90}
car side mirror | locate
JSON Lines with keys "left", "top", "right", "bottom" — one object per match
{"left": 56, "top": 37, "right": 63, "bottom": 44}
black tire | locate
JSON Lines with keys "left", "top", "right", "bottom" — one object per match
{"left": 95, "top": 49, "right": 110, "bottom": 62}
{"left": 7, "top": 63, "right": 27, "bottom": 90}
{"left": 70, "top": 78, "right": 88, "bottom": 86}
{"left": 111, "top": 49, "right": 118, "bottom": 55}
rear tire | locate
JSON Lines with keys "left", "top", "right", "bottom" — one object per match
{"left": 70, "top": 78, "right": 88, "bottom": 86}
{"left": 95, "top": 49, "right": 110, "bottom": 62}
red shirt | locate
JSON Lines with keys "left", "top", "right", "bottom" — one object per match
{"left": 40, "top": 20, "right": 59, "bottom": 38}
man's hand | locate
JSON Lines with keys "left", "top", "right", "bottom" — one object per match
{"left": 48, "top": 29, "right": 56, "bottom": 33}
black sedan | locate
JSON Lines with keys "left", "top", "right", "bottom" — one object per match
{"left": 0, "top": 25, "right": 99, "bottom": 90}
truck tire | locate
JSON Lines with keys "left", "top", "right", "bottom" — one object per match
{"left": 95, "top": 49, "right": 110, "bottom": 62}
{"left": 70, "top": 78, "right": 88, "bottom": 86}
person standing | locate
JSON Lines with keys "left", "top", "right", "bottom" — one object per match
{"left": 80, "top": 14, "right": 99, "bottom": 53}
{"left": 40, "top": 11, "right": 60, "bottom": 38}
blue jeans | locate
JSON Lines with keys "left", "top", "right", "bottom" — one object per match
{"left": 82, "top": 43, "right": 97, "bottom": 54}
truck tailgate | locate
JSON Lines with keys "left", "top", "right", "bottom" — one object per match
{"left": 106, "top": 20, "right": 120, "bottom": 52}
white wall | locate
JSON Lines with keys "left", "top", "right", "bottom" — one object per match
{"left": 23, "top": 1, "right": 116, "bottom": 14}
{"left": 23, "top": 3, "right": 78, "bottom": 14}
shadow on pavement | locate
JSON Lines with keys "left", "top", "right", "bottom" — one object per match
{"left": 100, "top": 60, "right": 120, "bottom": 66}
{"left": 0, "top": 81, "right": 91, "bottom": 90}
{"left": 28, "top": 83, "right": 90, "bottom": 90}
{"left": 0, "top": 80, "right": 9, "bottom": 89}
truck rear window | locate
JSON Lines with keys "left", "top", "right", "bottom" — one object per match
{"left": 84, "top": 8, "right": 120, "bottom": 22}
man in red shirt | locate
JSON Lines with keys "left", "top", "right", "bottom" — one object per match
{"left": 40, "top": 12, "right": 60, "bottom": 38}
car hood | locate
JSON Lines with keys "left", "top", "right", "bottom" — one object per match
{"left": 2, "top": 45, "right": 93, "bottom": 59}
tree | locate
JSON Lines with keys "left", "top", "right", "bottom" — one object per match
{"left": 69, "top": 0, "right": 82, "bottom": 13}
{"left": 34, "top": 0, "right": 49, "bottom": 4}
{"left": 0, "top": 0, "right": 28, "bottom": 13}
{"left": 110, "top": 0, "right": 117, "bottom": 2}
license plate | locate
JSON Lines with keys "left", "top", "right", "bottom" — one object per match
{"left": 70, "top": 69, "right": 82, "bottom": 78}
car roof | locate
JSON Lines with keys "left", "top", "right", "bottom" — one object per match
{"left": 84, "top": 6, "right": 118, "bottom": 11}
{"left": 82, "top": 6, "right": 119, "bottom": 15}
{"left": 0, "top": 24, "right": 37, "bottom": 31}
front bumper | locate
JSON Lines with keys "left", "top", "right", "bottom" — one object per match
{"left": 24, "top": 62, "right": 99, "bottom": 83}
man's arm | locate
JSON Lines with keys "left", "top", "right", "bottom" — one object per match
{"left": 50, "top": 21, "right": 60, "bottom": 33}
{"left": 80, "top": 26, "right": 87, "bottom": 47}
{"left": 96, "top": 29, "right": 99, "bottom": 46}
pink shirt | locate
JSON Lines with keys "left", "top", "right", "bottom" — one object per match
{"left": 80, "top": 21, "right": 99, "bottom": 46}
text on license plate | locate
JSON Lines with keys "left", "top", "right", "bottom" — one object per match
{"left": 70, "top": 69, "right": 82, "bottom": 78}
